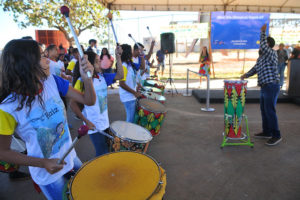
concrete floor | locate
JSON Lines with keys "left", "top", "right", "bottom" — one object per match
{"left": 1, "top": 92, "right": 300, "bottom": 200}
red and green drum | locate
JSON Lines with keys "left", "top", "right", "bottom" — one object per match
{"left": 135, "top": 99, "right": 167, "bottom": 136}
{"left": 224, "top": 80, "right": 247, "bottom": 138}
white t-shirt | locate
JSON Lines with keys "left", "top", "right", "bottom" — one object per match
{"left": 145, "top": 59, "right": 151, "bottom": 78}
{"left": 74, "top": 73, "right": 115, "bottom": 134}
{"left": 0, "top": 75, "right": 76, "bottom": 185}
{"left": 133, "top": 56, "right": 148, "bottom": 81}
{"left": 49, "top": 59, "right": 63, "bottom": 77}
{"left": 57, "top": 60, "right": 65, "bottom": 69}
{"left": 119, "top": 62, "right": 137, "bottom": 103}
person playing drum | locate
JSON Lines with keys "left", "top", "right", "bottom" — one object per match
{"left": 0, "top": 39, "right": 96, "bottom": 200}
{"left": 119, "top": 44, "right": 144, "bottom": 123}
{"left": 70, "top": 46, "right": 123, "bottom": 157}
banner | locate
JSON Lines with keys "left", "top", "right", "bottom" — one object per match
{"left": 270, "top": 19, "right": 300, "bottom": 45}
{"left": 160, "top": 23, "right": 209, "bottom": 39}
{"left": 211, "top": 12, "right": 270, "bottom": 49}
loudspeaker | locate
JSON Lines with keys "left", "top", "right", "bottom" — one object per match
{"left": 160, "top": 32, "right": 175, "bottom": 54}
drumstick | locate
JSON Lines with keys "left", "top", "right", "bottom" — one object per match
{"left": 146, "top": 26, "right": 154, "bottom": 39}
{"left": 128, "top": 34, "right": 142, "bottom": 50}
{"left": 107, "top": 11, "right": 119, "bottom": 45}
{"left": 97, "top": 129, "right": 114, "bottom": 140}
{"left": 57, "top": 125, "right": 89, "bottom": 164}
{"left": 60, "top": 5, "right": 91, "bottom": 78}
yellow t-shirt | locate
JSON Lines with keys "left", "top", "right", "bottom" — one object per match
{"left": 0, "top": 109, "right": 17, "bottom": 135}
{"left": 67, "top": 58, "right": 77, "bottom": 72}
{"left": 74, "top": 78, "right": 84, "bottom": 93}
{"left": 120, "top": 65, "right": 128, "bottom": 82}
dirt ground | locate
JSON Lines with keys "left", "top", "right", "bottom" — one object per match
{"left": 1, "top": 91, "right": 300, "bottom": 200}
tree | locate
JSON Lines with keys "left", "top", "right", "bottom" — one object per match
{"left": 1, "top": 0, "right": 118, "bottom": 45}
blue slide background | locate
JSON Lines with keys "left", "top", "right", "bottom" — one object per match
{"left": 211, "top": 12, "right": 270, "bottom": 49}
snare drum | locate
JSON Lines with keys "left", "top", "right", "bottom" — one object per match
{"left": 143, "top": 86, "right": 164, "bottom": 96}
{"left": 144, "top": 80, "right": 165, "bottom": 92}
{"left": 135, "top": 98, "right": 167, "bottom": 136}
{"left": 109, "top": 121, "right": 153, "bottom": 153}
{"left": 63, "top": 151, "right": 166, "bottom": 200}
{"left": 224, "top": 80, "right": 247, "bottom": 138}
{"left": 141, "top": 91, "right": 166, "bottom": 104}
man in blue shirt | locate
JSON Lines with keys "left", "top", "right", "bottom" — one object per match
{"left": 155, "top": 49, "right": 165, "bottom": 76}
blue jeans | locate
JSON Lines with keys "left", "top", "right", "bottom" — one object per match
{"left": 277, "top": 63, "right": 286, "bottom": 86}
{"left": 39, "top": 156, "right": 82, "bottom": 200}
{"left": 123, "top": 100, "right": 136, "bottom": 123}
{"left": 260, "top": 83, "right": 281, "bottom": 138}
{"left": 89, "top": 131, "right": 109, "bottom": 157}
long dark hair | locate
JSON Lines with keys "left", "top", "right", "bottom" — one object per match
{"left": 100, "top": 48, "right": 111, "bottom": 60}
{"left": 200, "top": 46, "right": 209, "bottom": 59}
{"left": 0, "top": 39, "right": 47, "bottom": 112}
{"left": 72, "top": 51, "right": 97, "bottom": 87}
{"left": 121, "top": 44, "right": 134, "bottom": 67}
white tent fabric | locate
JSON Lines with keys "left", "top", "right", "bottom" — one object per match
{"left": 99, "top": 0, "right": 300, "bottom": 13}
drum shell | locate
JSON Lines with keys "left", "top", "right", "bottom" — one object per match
{"left": 109, "top": 121, "right": 152, "bottom": 153}
{"left": 0, "top": 136, "right": 25, "bottom": 173}
{"left": 135, "top": 99, "right": 167, "bottom": 136}
{"left": 224, "top": 80, "right": 247, "bottom": 138}
{"left": 0, "top": 161, "right": 18, "bottom": 173}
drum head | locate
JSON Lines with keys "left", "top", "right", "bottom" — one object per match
{"left": 70, "top": 152, "right": 161, "bottom": 200}
{"left": 110, "top": 121, "right": 152, "bottom": 143}
{"left": 145, "top": 80, "right": 157, "bottom": 85}
{"left": 139, "top": 98, "right": 167, "bottom": 113}
{"left": 224, "top": 80, "right": 247, "bottom": 84}
{"left": 143, "top": 86, "right": 162, "bottom": 93}
{"left": 143, "top": 92, "right": 166, "bottom": 101}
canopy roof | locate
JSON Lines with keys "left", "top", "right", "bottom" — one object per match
{"left": 99, "top": 0, "right": 300, "bottom": 13}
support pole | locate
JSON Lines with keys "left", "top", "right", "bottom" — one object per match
{"left": 201, "top": 74, "right": 215, "bottom": 112}
{"left": 183, "top": 68, "right": 192, "bottom": 96}
{"left": 183, "top": 69, "right": 215, "bottom": 112}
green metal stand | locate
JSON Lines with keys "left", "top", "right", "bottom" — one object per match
{"left": 221, "top": 114, "right": 254, "bottom": 148}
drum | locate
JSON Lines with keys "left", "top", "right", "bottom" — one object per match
{"left": 143, "top": 86, "right": 164, "bottom": 96}
{"left": 147, "top": 76, "right": 158, "bottom": 81}
{"left": 109, "top": 121, "right": 153, "bottom": 153}
{"left": 144, "top": 80, "right": 165, "bottom": 92}
{"left": 135, "top": 98, "right": 167, "bottom": 136}
{"left": 0, "top": 135, "right": 26, "bottom": 173}
{"left": 141, "top": 91, "right": 166, "bottom": 104}
{"left": 63, "top": 151, "right": 166, "bottom": 200}
{"left": 0, "top": 161, "right": 18, "bottom": 173}
{"left": 224, "top": 80, "right": 247, "bottom": 138}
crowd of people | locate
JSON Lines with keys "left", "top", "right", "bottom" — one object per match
{"left": 0, "top": 36, "right": 159, "bottom": 200}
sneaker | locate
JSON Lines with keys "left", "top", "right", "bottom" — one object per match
{"left": 266, "top": 137, "right": 282, "bottom": 146}
{"left": 254, "top": 132, "right": 272, "bottom": 139}
{"left": 9, "top": 171, "right": 31, "bottom": 181}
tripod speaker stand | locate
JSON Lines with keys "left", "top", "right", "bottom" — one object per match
{"left": 165, "top": 53, "right": 178, "bottom": 95}
{"left": 160, "top": 32, "right": 177, "bottom": 95}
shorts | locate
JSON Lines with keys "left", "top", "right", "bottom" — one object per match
{"left": 157, "top": 61, "right": 165, "bottom": 72}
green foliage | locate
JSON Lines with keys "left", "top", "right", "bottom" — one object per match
{"left": 1, "top": 0, "right": 119, "bottom": 44}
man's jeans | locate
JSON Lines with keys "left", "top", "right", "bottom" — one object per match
{"left": 260, "top": 83, "right": 281, "bottom": 138}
